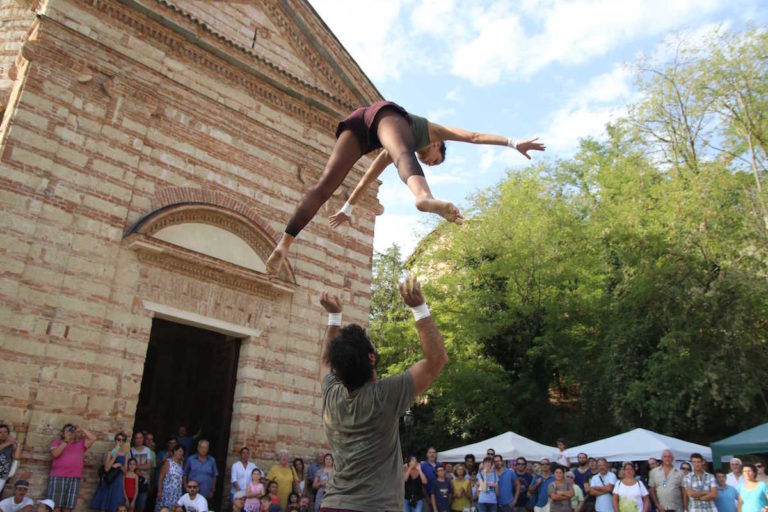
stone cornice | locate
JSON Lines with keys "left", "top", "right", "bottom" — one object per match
{"left": 124, "top": 0, "right": 362, "bottom": 114}
{"left": 40, "top": 0, "right": 341, "bottom": 134}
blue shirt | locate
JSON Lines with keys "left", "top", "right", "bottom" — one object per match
{"left": 497, "top": 468, "right": 517, "bottom": 505}
{"left": 536, "top": 476, "right": 555, "bottom": 507}
{"left": 714, "top": 485, "right": 738, "bottom": 512}
{"left": 184, "top": 455, "right": 219, "bottom": 498}
{"left": 478, "top": 471, "right": 499, "bottom": 504}
{"left": 421, "top": 461, "right": 438, "bottom": 495}
{"left": 589, "top": 472, "right": 617, "bottom": 512}
{"left": 738, "top": 482, "right": 768, "bottom": 512}
{"left": 432, "top": 479, "right": 452, "bottom": 512}
{"left": 573, "top": 468, "right": 592, "bottom": 493}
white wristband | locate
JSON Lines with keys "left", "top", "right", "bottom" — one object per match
{"left": 507, "top": 137, "right": 519, "bottom": 149}
{"left": 340, "top": 201, "right": 354, "bottom": 216}
{"left": 328, "top": 313, "right": 342, "bottom": 326}
{"left": 410, "top": 303, "right": 430, "bottom": 322}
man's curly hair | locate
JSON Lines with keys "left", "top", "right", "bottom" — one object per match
{"left": 323, "top": 324, "right": 375, "bottom": 390}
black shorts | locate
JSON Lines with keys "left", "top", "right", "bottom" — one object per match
{"left": 336, "top": 100, "right": 412, "bottom": 154}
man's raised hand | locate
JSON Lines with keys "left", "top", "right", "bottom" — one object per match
{"left": 398, "top": 274, "right": 425, "bottom": 308}
{"left": 320, "top": 292, "right": 342, "bottom": 313}
{"left": 516, "top": 137, "right": 546, "bottom": 160}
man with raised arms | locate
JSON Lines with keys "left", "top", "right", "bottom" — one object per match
{"left": 317, "top": 275, "right": 447, "bottom": 512}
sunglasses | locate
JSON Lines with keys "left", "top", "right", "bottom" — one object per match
{"left": 756, "top": 464, "right": 764, "bottom": 468}
{"left": 116, "top": 438, "right": 125, "bottom": 442}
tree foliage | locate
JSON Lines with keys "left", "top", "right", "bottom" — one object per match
{"left": 367, "top": 27, "right": 768, "bottom": 456}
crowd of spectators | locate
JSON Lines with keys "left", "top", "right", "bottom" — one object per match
{"left": 406, "top": 443, "right": 768, "bottom": 512}
{"left": 0, "top": 423, "right": 336, "bottom": 512}
{"left": 2, "top": 424, "right": 767, "bottom": 512}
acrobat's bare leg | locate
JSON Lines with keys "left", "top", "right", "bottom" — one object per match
{"left": 266, "top": 130, "right": 362, "bottom": 275}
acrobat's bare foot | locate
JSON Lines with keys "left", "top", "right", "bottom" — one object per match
{"left": 415, "top": 197, "right": 464, "bottom": 225}
{"left": 265, "top": 246, "right": 287, "bottom": 276}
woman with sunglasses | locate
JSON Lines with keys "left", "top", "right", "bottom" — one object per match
{"left": 680, "top": 464, "right": 692, "bottom": 475}
{"left": 736, "top": 463, "right": 768, "bottom": 512}
{"left": 91, "top": 432, "right": 132, "bottom": 512}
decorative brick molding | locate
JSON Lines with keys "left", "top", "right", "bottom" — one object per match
{"left": 151, "top": 186, "right": 281, "bottom": 241}
{"left": 127, "top": 193, "right": 296, "bottom": 286}
{"left": 69, "top": 0, "right": 349, "bottom": 132}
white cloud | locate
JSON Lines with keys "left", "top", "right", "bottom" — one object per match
{"left": 308, "top": 0, "right": 412, "bottom": 82}
{"left": 373, "top": 213, "right": 433, "bottom": 256}
{"left": 423, "top": 166, "right": 466, "bottom": 185}
{"left": 445, "top": 88, "right": 464, "bottom": 102}
{"left": 644, "top": 21, "right": 733, "bottom": 65}
{"left": 311, "top": 0, "right": 739, "bottom": 86}
{"left": 425, "top": 107, "right": 456, "bottom": 123}
{"left": 427, "top": 0, "right": 727, "bottom": 86}
{"left": 377, "top": 176, "right": 415, "bottom": 209}
{"left": 541, "top": 64, "right": 633, "bottom": 154}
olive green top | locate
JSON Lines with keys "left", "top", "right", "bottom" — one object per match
{"left": 410, "top": 114, "right": 430, "bottom": 150}
{"left": 321, "top": 370, "right": 415, "bottom": 512}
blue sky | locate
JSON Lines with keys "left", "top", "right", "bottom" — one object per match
{"left": 308, "top": 0, "right": 766, "bottom": 257}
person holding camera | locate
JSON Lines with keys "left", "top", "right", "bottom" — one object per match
{"left": 405, "top": 457, "right": 428, "bottom": 512}
{"left": 47, "top": 423, "right": 96, "bottom": 512}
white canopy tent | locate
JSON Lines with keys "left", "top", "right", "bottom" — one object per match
{"left": 438, "top": 431, "right": 558, "bottom": 463}
{"left": 563, "top": 428, "right": 714, "bottom": 462}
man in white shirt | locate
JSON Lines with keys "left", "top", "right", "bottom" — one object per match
{"left": 725, "top": 458, "right": 744, "bottom": 489}
{"left": 177, "top": 480, "right": 208, "bottom": 512}
{"left": 589, "top": 458, "right": 617, "bottom": 512}
{"left": 230, "top": 447, "right": 258, "bottom": 500}
{"left": 0, "top": 480, "right": 33, "bottom": 512}
{"left": 131, "top": 432, "right": 154, "bottom": 512}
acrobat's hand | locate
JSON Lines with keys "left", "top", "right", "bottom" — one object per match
{"left": 320, "top": 292, "right": 343, "bottom": 314}
{"left": 515, "top": 137, "right": 546, "bottom": 160}
{"left": 329, "top": 211, "right": 351, "bottom": 228}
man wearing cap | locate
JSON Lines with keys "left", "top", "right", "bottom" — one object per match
{"left": 0, "top": 480, "right": 33, "bottom": 512}
{"left": 35, "top": 500, "right": 54, "bottom": 512}
{"left": 232, "top": 491, "right": 246, "bottom": 512}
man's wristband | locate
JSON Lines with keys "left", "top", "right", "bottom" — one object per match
{"left": 328, "top": 313, "right": 342, "bottom": 326}
{"left": 410, "top": 303, "right": 430, "bottom": 321}
{"left": 507, "top": 137, "right": 519, "bottom": 149}
{"left": 340, "top": 201, "right": 354, "bottom": 216}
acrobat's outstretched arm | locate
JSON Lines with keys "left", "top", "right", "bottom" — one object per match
{"left": 428, "top": 122, "right": 546, "bottom": 160}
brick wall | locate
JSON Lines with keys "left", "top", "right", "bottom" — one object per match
{"left": 0, "top": 0, "right": 382, "bottom": 506}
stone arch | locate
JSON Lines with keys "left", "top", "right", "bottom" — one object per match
{"left": 126, "top": 192, "right": 295, "bottom": 285}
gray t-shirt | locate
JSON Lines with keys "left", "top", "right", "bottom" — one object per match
{"left": 549, "top": 481, "right": 574, "bottom": 512}
{"left": 321, "top": 371, "right": 414, "bottom": 512}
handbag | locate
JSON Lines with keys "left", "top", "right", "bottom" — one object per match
{"left": 98, "top": 466, "right": 122, "bottom": 484}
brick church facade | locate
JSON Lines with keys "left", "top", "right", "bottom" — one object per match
{"left": 0, "top": 0, "right": 383, "bottom": 506}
